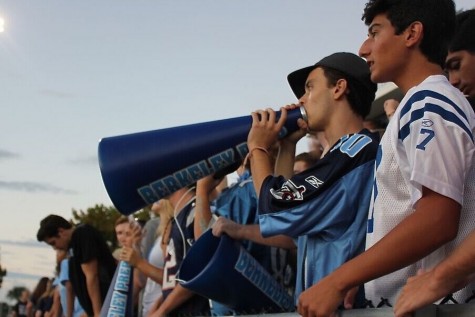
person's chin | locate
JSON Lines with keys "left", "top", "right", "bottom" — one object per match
{"left": 370, "top": 71, "right": 384, "bottom": 84}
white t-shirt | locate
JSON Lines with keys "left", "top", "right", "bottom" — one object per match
{"left": 365, "top": 75, "right": 475, "bottom": 305}
{"left": 142, "top": 235, "right": 165, "bottom": 317}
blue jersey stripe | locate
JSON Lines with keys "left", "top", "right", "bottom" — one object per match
{"left": 400, "top": 90, "right": 469, "bottom": 123}
{"left": 399, "top": 103, "right": 474, "bottom": 142}
{"left": 368, "top": 145, "right": 382, "bottom": 234}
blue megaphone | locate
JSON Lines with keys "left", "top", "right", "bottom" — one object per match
{"left": 98, "top": 106, "right": 307, "bottom": 215}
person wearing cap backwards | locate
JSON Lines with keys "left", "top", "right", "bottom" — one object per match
{"left": 394, "top": 9, "right": 475, "bottom": 316}
{"left": 296, "top": 1, "right": 475, "bottom": 316}
{"left": 212, "top": 51, "right": 379, "bottom": 308}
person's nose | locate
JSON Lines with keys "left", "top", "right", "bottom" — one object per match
{"left": 359, "top": 38, "right": 371, "bottom": 59}
{"left": 448, "top": 71, "right": 461, "bottom": 89}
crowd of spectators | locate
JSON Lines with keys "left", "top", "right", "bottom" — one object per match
{"left": 10, "top": 2, "right": 475, "bottom": 317}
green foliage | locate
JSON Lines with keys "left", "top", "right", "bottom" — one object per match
{"left": 132, "top": 207, "right": 152, "bottom": 226}
{"left": 0, "top": 264, "right": 6, "bottom": 289}
{"left": 71, "top": 204, "right": 121, "bottom": 250}
{"left": 0, "top": 302, "right": 8, "bottom": 315}
{"left": 70, "top": 204, "right": 151, "bottom": 251}
{"left": 6, "top": 286, "right": 26, "bottom": 301}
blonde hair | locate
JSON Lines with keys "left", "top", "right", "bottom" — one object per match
{"left": 115, "top": 215, "right": 129, "bottom": 227}
{"left": 155, "top": 199, "right": 174, "bottom": 237}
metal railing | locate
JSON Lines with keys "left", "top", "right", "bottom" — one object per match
{"left": 241, "top": 304, "right": 475, "bottom": 316}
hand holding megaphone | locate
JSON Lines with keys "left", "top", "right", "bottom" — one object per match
{"left": 248, "top": 104, "right": 308, "bottom": 152}
{"left": 98, "top": 105, "right": 307, "bottom": 215}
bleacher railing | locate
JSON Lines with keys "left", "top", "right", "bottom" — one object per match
{"left": 241, "top": 303, "right": 475, "bottom": 316}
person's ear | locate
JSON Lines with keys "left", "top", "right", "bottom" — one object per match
{"left": 57, "top": 227, "right": 65, "bottom": 236}
{"left": 404, "top": 21, "right": 424, "bottom": 48}
{"left": 333, "top": 78, "right": 348, "bottom": 100}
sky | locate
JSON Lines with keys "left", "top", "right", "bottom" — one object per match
{"left": 0, "top": 0, "right": 474, "bottom": 304}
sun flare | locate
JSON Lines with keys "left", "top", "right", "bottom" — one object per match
{"left": 0, "top": 17, "right": 5, "bottom": 33}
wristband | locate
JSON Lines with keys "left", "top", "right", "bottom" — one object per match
{"left": 243, "top": 146, "right": 269, "bottom": 166}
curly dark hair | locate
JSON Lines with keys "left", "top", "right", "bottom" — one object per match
{"left": 362, "top": 0, "right": 456, "bottom": 67}
{"left": 449, "top": 9, "right": 475, "bottom": 53}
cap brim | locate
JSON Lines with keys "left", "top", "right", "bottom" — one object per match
{"left": 287, "top": 65, "right": 315, "bottom": 99}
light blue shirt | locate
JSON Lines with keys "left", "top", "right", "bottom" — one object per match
{"left": 59, "top": 258, "right": 86, "bottom": 317}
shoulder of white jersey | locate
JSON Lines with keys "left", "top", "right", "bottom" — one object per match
{"left": 398, "top": 79, "right": 474, "bottom": 143}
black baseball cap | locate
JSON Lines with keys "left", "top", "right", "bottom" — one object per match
{"left": 287, "top": 52, "right": 376, "bottom": 117}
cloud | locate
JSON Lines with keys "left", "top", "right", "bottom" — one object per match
{"left": 0, "top": 239, "right": 49, "bottom": 248}
{"left": 0, "top": 181, "right": 77, "bottom": 194}
{"left": 68, "top": 155, "right": 98, "bottom": 167}
{"left": 0, "top": 149, "right": 20, "bottom": 160}
{"left": 2, "top": 271, "right": 46, "bottom": 281}
{"left": 39, "top": 89, "right": 75, "bottom": 99}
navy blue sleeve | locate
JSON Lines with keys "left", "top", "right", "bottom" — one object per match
{"left": 258, "top": 131, "right": 378, "bottom": 238}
